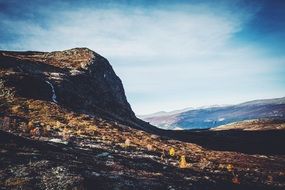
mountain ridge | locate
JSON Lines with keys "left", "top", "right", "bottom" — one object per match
{"left": 141, "top": 97, "right": 285, "bottom": 130}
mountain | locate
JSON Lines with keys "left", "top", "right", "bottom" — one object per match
{"left": 0, "top": 48, "right": 156, "bottom": 132}
{"left": 1, "top": 48, "right": 285, "bottom": 189}
{"left": 140, "top": 97, "right": 285, "bottom": 130}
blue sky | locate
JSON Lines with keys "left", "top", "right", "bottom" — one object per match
{"left": 0, "top": 0, "right": 285, "bottom": 114}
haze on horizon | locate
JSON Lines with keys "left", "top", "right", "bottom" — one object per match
{"left": 0, "top": 0, "right": 285, "bottom": 115}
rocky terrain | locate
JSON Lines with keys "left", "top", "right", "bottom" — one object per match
{"left": 0, "top": 48, "right": 285, "bottom": 189}
{"left": 0, "top": 48, "right": 154, "bottom": 132}
{"left": 1, "top": 99, "right": 285, "bottom": 190}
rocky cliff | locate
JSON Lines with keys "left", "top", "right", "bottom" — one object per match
{"left": 0, "top": 48, "right": 153, "bottom": 131}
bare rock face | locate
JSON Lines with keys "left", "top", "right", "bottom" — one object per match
{"left": 0, "top": 48, "right": 135, "bottom": 122}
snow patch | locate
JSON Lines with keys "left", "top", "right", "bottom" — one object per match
{"left": 49, "top": 138, "right": 68, "bottom": 145}
{"left": 218, "top": 118, "right": 225, "bottom": 121}
{"left": 96, "top": 152, "right": 109, "bottom": 157}
{"left": 45, "top": 81, "right": 58, "bottom": 103}
{"left": 70, "top": 69, "right": 84, "bottom": 76}
{"left": 173, "top": 127, "right": 183, "bottom": 130}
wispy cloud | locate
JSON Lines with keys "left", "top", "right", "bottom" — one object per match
{"left": 1, "top": 4, "right": 247, "bottom": 53}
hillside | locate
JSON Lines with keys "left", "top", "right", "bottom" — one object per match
{"left": 0, "top": 48, "right": 156, "bottom": 132}
{"left": 1, "top": 98, "right": 285, "bottom": 189}
{"left": 1, "top": 48, "right": 285, "bottom": 189}
{"left": 140, "top": 98, "right": 285, "bottom": 130}
{"left": 211, "top": 119, "right": 285, "bottom": 131}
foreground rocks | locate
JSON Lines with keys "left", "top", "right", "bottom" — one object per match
{"left": 0, "top": 100, "right": 284, "bottom": 189}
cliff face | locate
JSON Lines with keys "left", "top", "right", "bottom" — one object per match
{"left": 0, "top": 48, "right": 136, "bottom": 122}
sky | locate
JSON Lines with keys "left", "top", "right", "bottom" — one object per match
{"left": 0, "top": 0, "right": 285, "bottom": 115}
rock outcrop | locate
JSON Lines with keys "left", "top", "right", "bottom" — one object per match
{"left": 0, "top": 48, "right": 153, "bottom": 131}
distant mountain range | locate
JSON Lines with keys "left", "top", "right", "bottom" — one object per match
{"left": 139, "top": 97, "right": 285, "bottom": 130}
